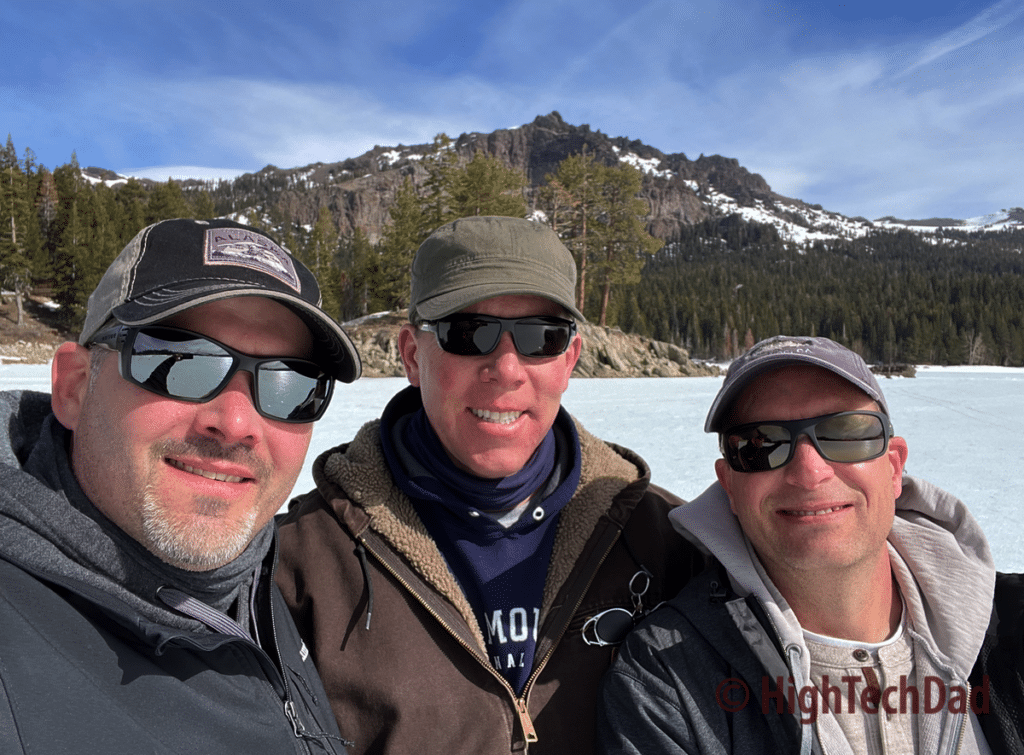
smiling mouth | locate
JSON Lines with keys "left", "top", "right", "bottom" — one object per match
{"left": 779, "top": 504, "right": 852, "bottom": 517}
{"left": 471, "top": 408, "right": 523, "bottom": 425}
{"left": 167, "top": 458, "right": 246, "bottom": 483}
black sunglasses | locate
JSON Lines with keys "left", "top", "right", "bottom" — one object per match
{"left": 89, "top": 325, "right": 334, "bottom": 423}
{"left": 419, "top": 314, "right": 577, "bottom": 358}
{"left": 722, "top": 411, "right": 893, "bottom": 473}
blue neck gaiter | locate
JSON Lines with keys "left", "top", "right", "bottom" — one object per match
{"left": 380, "top": 387, "right": 581, "bottom": 693}
{"left": 400, "top": 407, "right": 556, "bottom": 514}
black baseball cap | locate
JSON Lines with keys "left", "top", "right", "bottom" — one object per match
{"left": 80, "top": 218, "right": 361, "bottom": 383}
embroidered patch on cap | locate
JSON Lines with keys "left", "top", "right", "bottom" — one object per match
{"left": 204, "top": 227, "right": 300, "bottom": 291}
{"left": 748, "top": 337, "right": 812, "bottom": 356}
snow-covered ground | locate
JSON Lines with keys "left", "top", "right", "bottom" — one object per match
{"left": 2, "top": 364, "right": 1021, "bottom": 570}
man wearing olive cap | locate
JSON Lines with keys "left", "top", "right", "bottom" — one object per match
{"left": 276, "top": 216, "right": 704, "bottom": 755}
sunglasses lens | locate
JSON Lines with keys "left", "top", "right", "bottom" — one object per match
{"left": 815, "top": 413, "right": 887, "bottom": 462}
{"left": 256, "top": 360, "right": 331, "bottom": 421}
{"left": 513, "top": 319, "right": 573, "bottom": 357}
{"left": 437, "top": 318, "right": 501, "bottom": 356}
{"left": 726, "top": 424, "right": 793, "bottom": 472}
{"left": 129, "top": 329, "right": 233, "bottom": 399}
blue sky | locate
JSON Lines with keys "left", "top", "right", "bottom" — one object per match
{"left": 4, "top": 0, "right": 1022, "bottom": 221}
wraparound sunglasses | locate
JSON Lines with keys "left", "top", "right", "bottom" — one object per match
{"left": 722, "top": 410, "right": 893, "bottom": 473}
{"left": 419, "top": 314, "right": 577, "bottom": 358}
{"left": 88, "top": 325, "right": 334, "bottom": 423}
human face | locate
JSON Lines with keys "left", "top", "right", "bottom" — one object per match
{"left": 53, "top": 297, "right": 315, "bottom": 571}
{"left": 715, "top": 365, "right": 908, "bottom": 583}
{"left": 399, "top": 294, "right": 581, "bottom": 479}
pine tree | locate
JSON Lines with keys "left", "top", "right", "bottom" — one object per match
{"left": 592, "top": 163, "right": 663, "bottom": 327}
{"left": 421, "top": 134, "right": 459, "bottom": 230}
{"left": 375, "top": 177, "right": 429, "bottom": 311}
{"left": 303, "top": 206, "right": 342, "bottom": 319}
{"left": 190, "top": 189, "right": 217, "bottom": 220}
{"left": 145, "top": 179, "right": 192, "bottom": 224}
{"left": 51, "top": 155, "right": 87, "bottom": 328}
{"left": 543, "top": 149, "right": 603, "bottom": 315}
{"left": 0, "top": 135, "right": 34, "bottom": 325}
{"left": 447, "top": 151, "right": 526, "bottom": 218}
{"left": 338, "top": 227, "right": 375, "bottom": 319}
{"left": 113, "top": 178, "right": 148, "bottom": 245}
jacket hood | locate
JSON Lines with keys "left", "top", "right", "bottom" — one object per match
{"left": 670, "top": 474, "right": 995, "bottom": 682}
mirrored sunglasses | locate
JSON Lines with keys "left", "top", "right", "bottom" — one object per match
{"left": 89, "top": 325, "right": 334, "bottom": 423}
{"left": 420, "top": 314, "right": 577, "bottom": 358}
{"left": 722, "top": 411, "right": 893, "bottom": 473}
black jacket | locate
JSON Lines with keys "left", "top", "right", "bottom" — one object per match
{"left": 0, "top": 390, "right": 347, "bottom": 754}
{"left": 971, "top": 572, "right": 1024, "bottom": 755}
{"left": 597, "top": 564, "right": 802, "bottom": 755}
{"left": 0, "top": 536, "right": 348, "bottom": 754}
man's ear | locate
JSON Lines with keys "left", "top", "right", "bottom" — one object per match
{"left": 398, "top": 323, "right": 422, "bottom": 387}
{"left": 561, "top": 334, "right": 582, "bottom": 386}
{"left": 51, "top": 342, "right": 93, "bottom": 431}
{"left": 888, "top": 436, "right": 910, "bottom": 499}
{"left": 714, "top": 457, "right": 739, "bottom": 515}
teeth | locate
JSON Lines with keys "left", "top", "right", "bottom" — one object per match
{"left": 786, "top": 506, "right": 843, "bottom": 516}
{"left": 472, "top": 408, "right": 522, "bottom": 425}
{"left": 168, "top": 459, "right": 244, "bottom": 483}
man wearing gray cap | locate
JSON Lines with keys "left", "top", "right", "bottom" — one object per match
{"left": 276, "top": 215, "right": 702, "bottom": 755}
{"left": 0, "top": 218, "right": 358, "bottom": 753}
{"left": 597, "top": 335, "right": 996, "bottom": 754}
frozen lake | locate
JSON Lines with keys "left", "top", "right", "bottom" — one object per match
{"left": 2, "top": 362, "right": 1022, "bottom": 570}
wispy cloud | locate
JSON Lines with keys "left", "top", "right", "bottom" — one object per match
{"left": 4, "top": 0, "right": 1022, "bottom": 220}
{"left": 902, "top": 0, "right": 1024, "bottom": 73}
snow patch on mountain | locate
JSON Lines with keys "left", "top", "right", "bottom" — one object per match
{"left": 612, "top": 147, "right": 673, "bottom": 179}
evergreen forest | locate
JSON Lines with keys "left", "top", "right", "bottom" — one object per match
{"left": 2, "top": 133, "right": 1022, "bottom": 366}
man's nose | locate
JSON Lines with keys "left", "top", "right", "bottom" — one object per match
{"left": 782, "top": 434, "right": 835, "bottom": 487}
{"left": 191, "top": 372, "right": 263, "bottom": 446}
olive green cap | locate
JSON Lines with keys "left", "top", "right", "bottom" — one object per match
{"left": 409, "top": 216, "right": 585, "bottom": 322}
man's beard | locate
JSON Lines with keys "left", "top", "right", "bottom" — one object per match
{"left": 139, "top": 436, "right": 268, "bottom": 571}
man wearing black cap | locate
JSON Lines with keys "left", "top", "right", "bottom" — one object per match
{"left": 276, "top": 215, "right": 703, "bottom": 755}
{"left": 598, "top": 335, "right": 995, "bottom": 754}
{"left": 0, "top": 218, "right": 359, "bottom": 753}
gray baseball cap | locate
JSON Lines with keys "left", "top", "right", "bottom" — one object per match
{"left": 80, "top": 218, "right": 361, "bottom": 383}
{"left": 408, "top": 216, "right": 585, "bottom": 323}
{"left": 705, "top": 335, "right": 888, "bottom": 432}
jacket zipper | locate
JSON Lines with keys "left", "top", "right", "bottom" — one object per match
{"left": 266, "top": 577, "right": 307, "bottom": 747}
{"left": 359, "top": 534, "right": 532, "bottom": 740}
{"left": 951, "top": 680, "right": 968, "bottom": 755}
{"left": 518, "top": 523, "right": 623, "bottom": 705}
{"left": 360, "top": 520, "right": 623, "bottom": 751}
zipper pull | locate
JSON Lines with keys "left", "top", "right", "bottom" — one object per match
{"left": 515, "top": 698, "right": 539, "bottom": 743}
{"left": 284, "top": 700, "right": 307, "bottom": 738}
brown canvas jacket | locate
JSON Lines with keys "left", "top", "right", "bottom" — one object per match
{"left": 276, "top": 413, "right": 702, "bottom": 755}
